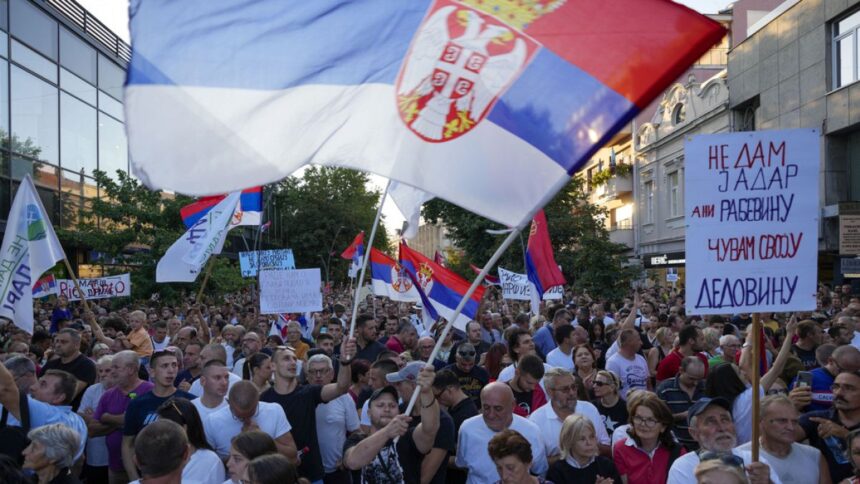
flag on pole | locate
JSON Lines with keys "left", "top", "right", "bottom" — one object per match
{"left": 399, "top": 242, "right": 484, "bottom": 331}
{"left": 433, "top": 251, "right": 445, "bottom": 267}
{"left": 341, "top": 232, "right": 364, "bottom": 279}
{"left": 469, "top": 263, "right": 500, "bottom": 286}
{"left": 156, "top": 191, "right": 242, "bottom": 282}
{"left": 0, "top": 175, "right": 66, "bottom": 333}
{"left": 32, "top": 275, "right": 59, "bottom": 298}
{"left": 389, "top": 181, "right": 433, "bottom": 239}
{"left": 125, "top": 0, "right": 724, "bottom": 228}
{"left": 525, "top": 210, "right": 566, "bottom": 298}
{"left": 369, "top": 248, "right": 420, "bottom": 302}
{"left": 180, "top": 186, "right": 262, "bottom": 229}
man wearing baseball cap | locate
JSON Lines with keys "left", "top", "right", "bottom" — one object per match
{"left": 343, "top": 362, "right": 439, "bottom": 484}
{"left": 387, "top": 362, "right": 454, "bottom": 484}
{"left": 668, "top": 397, "right": 781, "bottom": 484}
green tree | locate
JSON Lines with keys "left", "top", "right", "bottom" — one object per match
{"left": 57, "top": 170, "right": 247, "bottom": 302}
{"left": 422, "top": 176, "right": 636, "bottom": 302}
{"left": 270, "top": 167, "right": 391, "bottom": 284}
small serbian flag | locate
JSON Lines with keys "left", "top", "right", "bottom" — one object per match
{"left": 400, "top": 242, "right": 484, "bottom": 331}
{"left": 341, "top": 232, "right": 365, "bottom": 278}
{"left": 434, "top": 251, "right": 445, "bottom": 267}
{"left": 525, "top": 210, "right": 566, "bottom": 298}
{"left": 32, "top": 275, "right": 58, "bottom": 298}
{"left": 181, "top": 186, "right": 262, "bottom": 229}
{"left": 370, "top": 248, "right": 420, "bottom": 302}
{"left": 469, "top": 263, "right": 500, "bottom": 286}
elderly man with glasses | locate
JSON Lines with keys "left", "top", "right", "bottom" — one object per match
{"left": 529, "top": 367, "right": 609, "bottom": 462}
{"left": 736, "top": 394, "right": 829, "bottom": 484}
{"left": 657, "top": 356, "right": 706, "bottom": 451}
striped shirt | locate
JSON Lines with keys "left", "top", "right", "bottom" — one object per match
{"left": 656, "top": 377, "right": 704, "bottom": 451}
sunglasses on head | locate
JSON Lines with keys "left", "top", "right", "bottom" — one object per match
{"left": 698, "top": 451, "right": 745, "bottom": 470}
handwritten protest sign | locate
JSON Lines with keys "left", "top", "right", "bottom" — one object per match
{"left": 260, "top": 268, "right": 322, "bottom": 314}
{"left": 239, "top": 249, "right": 296, "bottom": 277}
{"left": 685, "top": 129, "right": 819, "bottom": 314}
{"left": 59, "top": 274, "right": 131, "bottom": 301}
{"left": 498, "top": 267, "right": 563, "bottom": 301}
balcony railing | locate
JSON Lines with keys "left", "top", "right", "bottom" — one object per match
{"left": 46, "top": 0, "right": 131, "bottom": 63}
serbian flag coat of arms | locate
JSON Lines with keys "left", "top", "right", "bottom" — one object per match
{"left": 369, "top": 248, "right": 421, "bottom": 302}
{"left": 125, "top": 0, "right": 724, "bottom": 228}
{"left": 399, "top": 242, "right": 485, "bottom": 331}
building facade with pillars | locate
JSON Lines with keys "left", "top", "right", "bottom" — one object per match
{"left": 727, "top": 0, "right": 860, "bottom": 284}
{"left": 408, "top": 222, "right": 457, "bottom": 260}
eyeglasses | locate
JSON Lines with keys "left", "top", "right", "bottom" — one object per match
{"left": 698, "top": 451, "right": 745, "bottom": 470}
{"left": 766, "top": 388, "right": 787, "bottom": 396}
{"left": 168, "top": 399, "right": 185, "bottom": 421}
{"left": 633, "top": 416, "right": 659, "bottom": 427}
{"left": 458, "top": 351, "right": 476, "bottom": 357}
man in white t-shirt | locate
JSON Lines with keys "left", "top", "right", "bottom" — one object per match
{"left": 530, "top": 367, "right": 609, "bottom": 459}
{"left": 668, "top": 397, "right": 781, "bottom": 484}
{"left": 606, "top": 328, "right": 650, "bottom": 399}
{"left": 312, "top": 354, "right": 360, "bottom": 481}
{"left": 150, "top": 321, "right": 171, "bottom": 352}
{"left": 191, "top": 360, "right": 229, "bottom": 420}
{"left": 456, "top": 382, "right": 547, "bottom": 483}
{"left": 736, "top": 394, "right": 829, "bottom": 484}
{"left": 204, "top": 380, "right": 297, "bottom": 462}
{"left": 189, "top": 344, "right": 242, "bottom": 397}
{"left": 545, "top": 325, "right": 576, "bottom": 372}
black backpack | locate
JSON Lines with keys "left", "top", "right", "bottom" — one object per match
{"left": 0, "top": 391, "right": 31, "bottom": 466}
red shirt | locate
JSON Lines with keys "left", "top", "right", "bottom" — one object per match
{"left": 385, "top": 335, "right": 405, "bottom": 354}
{"left": 655, "top": 349, "right": 709, "bottom": 382}
{"left": 511, "top": 384, "right": 547, "bottom": 417}
{"left": 613, "top": 437, "right": 685, "bottom": 484}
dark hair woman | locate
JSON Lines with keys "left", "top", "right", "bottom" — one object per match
{"left": 226, "top": 430, "right": 278, "bottom": 484}
{"left": 156, "top": 397, "right": 225, "bottom": 484}
{"left": 613, "top": 393, "right": 681, "bottom": 484}
{"left": 242, "top": 352, "right": 273, "bottom": 393}
{"left": 488, "top": 429, "right": 555, "bottom": 484}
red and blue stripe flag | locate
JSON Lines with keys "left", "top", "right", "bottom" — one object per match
{"left": 180, "top": 186, "right": 262, "bottom": 229}
{"left": 125, "top": 0, "right": 724, "bottom": 229}
{"left": 526, "top": 210, "right": 566, "bottom": 298}
{"left": 399, "top": 242, "right": 484, "bottom": 331}
{"left": 341, "top": 232, "right": 365, "bottom": 278}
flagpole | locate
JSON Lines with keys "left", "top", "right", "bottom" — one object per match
{"left": 404, "top": 224, "right": 524, "bottom": 415}
{"left": 62, "top": 258, "right": 91, "bottom": 313}
{"left": 750, "top": 312, "right": 761, "bottom": 462}
{"left": 196, "top": 258, "right": 216, "bottom": 303}
{"left": 403, "top": 174, "right": 573, "bottom": 416}
{"left": 348, "top": 180, "right": 391, "bottom": 339}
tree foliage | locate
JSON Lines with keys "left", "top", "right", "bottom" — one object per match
{"left": 56, "top": 170, "right": 246, "bottom": 302}
{"left": 270, "top": 166, "right": 391, "bottom": 283}
{"left": 422, "top": 176, "right": 636, "bottom": 302}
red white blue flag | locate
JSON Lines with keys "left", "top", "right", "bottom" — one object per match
{"left": 180, "top": 187, "right": 262, "bottom": 229}
{"left": 341, "top": 232, "right": 365, "bottom": 279}
{"left": 525, "top": 210, "right": 565, "bottom": 298}
{"left": 125, "top": 0, "right": 723, "bottom": 228}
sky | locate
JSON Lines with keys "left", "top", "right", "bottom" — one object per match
{"left": 77, "top": 0, "right": 734, "bottom": 235}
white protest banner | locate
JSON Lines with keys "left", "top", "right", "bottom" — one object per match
{"left": 685, "top": 129, "right": 819, "bottom": 314}
{"left": 260, "top": 268, "right": 322, "bottom": 314}
{"left": 58, "top": 274, "right": 131, "bottom": 301}
{"left": 498, "top": 267, "right": 562, "bottom": 301}
{"left": 239, "top": 249, "right": 296, "bottom": 277}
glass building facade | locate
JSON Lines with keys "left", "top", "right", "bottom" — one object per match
{"left": 0, "top": 0, "right": 129, "bottom": 239}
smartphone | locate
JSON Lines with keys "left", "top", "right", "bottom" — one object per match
{"left": 796, "top": 371, "right": 813, "bottom": 388}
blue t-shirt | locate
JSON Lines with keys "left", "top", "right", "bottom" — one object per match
{"left": 123, "top": 389, "right": 196, "bottom": 437}
{"left": 533, "top": 324, "right": 557, "bottom": 356}
{"left": 3, "top": 396, "right": 87, "bottom": 459}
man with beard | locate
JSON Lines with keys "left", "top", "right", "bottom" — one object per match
{"left": 668, "top": 397, "right": 779, "bottom": 484}
{"left": 798, "top": 370, "right": 860, "bottom": 482}
{"left": 656, "top": 325, "right": 708, "bottom": 383}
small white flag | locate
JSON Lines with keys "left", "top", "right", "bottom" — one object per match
{"left": 0, "top": 175, "right": 66, "bottom": 333}
{"left": 389, "top": 181, "right": 433, "bottom": 239}
{"left": 157, "top": 191, "right": 241, "bottom": 282}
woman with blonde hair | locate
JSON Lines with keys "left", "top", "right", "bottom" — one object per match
{"left": 613, "top": 393, "right": 683, "bottom": 484}
{"left": 694, "top": 459, "right": 750, "bottom": 484}
{"left": 647, "top": 327, "right": 674, "bottom": 382}
{"left": 546, "top": 414, "right": 620, "bottom": 483}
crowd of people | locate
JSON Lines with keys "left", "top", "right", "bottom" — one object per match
{"left": 0, "top": 281, "right": 859, "bottom": 484}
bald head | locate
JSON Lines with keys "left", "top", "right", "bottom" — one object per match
{"left": 200, "top": 344, "right": 227, "bottom": 365}
{"left": 833, "top": 345, "right": 860, "bottom": 373}
{"left": 480, "top": 382, "right": 515, "bottom": 432}
{"left": 114, "top": 350, "right": 139, "bottom": 369}
{"left": 229, "top": 380, "right": 260, "bottom": 412}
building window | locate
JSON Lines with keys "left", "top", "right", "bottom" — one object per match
{"left": 668, "top": 171, "right": 681, "bottom": 217}
{"left": 644, "top": 180, "right": 654, "bottom": 224}
{"left": 834, "top": 9, "right": 860, "bottom": 89}
{"left": 672, "top": 103, "right": 686, "bottom": 125}
{"left": 11, "top": 65, "right": 58, "bottom": 164}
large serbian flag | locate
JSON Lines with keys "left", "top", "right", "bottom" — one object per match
{"left": 369, "top": 248, "right": 421, "bottom": 302}
{"left": 399, "top": 242, "right": 485, "bottom": 331}
{"left": 125, "top": 0, "right": 723, "bottom": 228}
{"left": 180, "top": 187, "right": 262, "bottom": 229}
